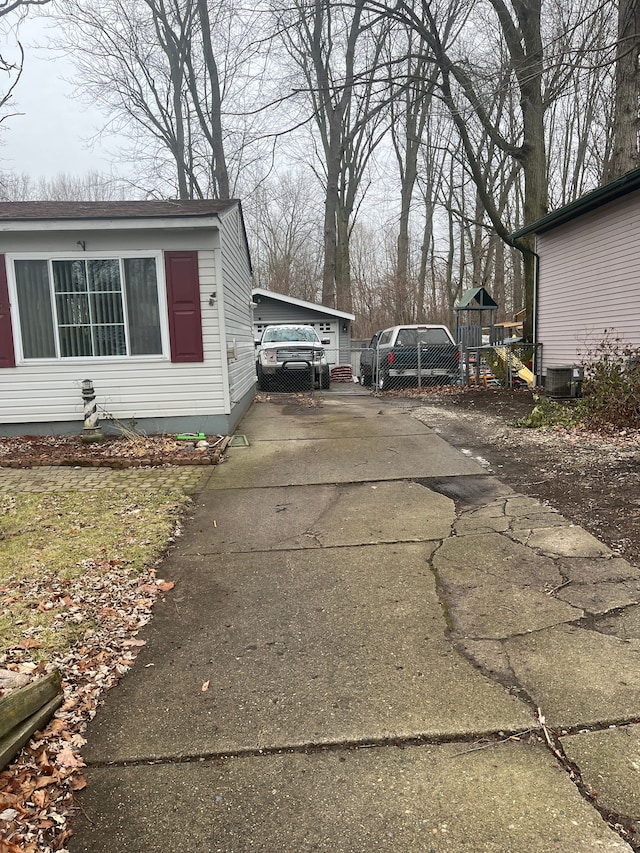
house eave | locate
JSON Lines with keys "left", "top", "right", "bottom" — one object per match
{"left": 511, "top": 167, "right": 640, "bottom": 239}
{"left": 0, "top": 215, "right": 224, "bottom": 233}
{"left": 252, "top": 287, "right": 355, "bottom": 321}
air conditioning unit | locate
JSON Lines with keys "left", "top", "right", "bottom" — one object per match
{"left": 545, "top": 367, "right": 572, "bottom": 398}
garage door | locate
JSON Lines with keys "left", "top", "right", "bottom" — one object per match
{"left": 312, "top": 321, "right": 338, "bottom": 365}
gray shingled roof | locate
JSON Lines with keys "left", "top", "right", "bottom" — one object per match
{"left": 0, "top": 199, "right": 239, "bottom": 221}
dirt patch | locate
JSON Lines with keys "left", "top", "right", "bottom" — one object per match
{"left": 404, "top": 387, "right": 640, "bottom": 567}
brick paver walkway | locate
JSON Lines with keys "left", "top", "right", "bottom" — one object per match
{"left": 0, "top": 465, "right": 209, "bottom": 493}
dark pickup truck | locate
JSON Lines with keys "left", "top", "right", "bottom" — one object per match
{"left": 360, "top": 324, "right": 459, "bottom": 390}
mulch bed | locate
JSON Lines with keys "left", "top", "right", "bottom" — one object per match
{"left": 0, "top": 434, "right": 229, "bottom": 469}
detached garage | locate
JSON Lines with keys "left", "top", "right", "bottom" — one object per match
{"left": 252, "top": 288, "right": 354, "bottom": 367}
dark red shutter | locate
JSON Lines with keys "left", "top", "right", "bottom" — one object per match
{"left": 0, "top": 254, "right": 16, "bottom": 368}
{"left": 164, "top": 251, "right": 204, "bottom": 363}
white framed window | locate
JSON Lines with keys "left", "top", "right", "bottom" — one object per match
{"left": 11, "top": 254, "right": 166, "bottom": 360}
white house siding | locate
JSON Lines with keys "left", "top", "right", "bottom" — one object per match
{"left": 537, "top": 193, "right": 640, "bottom": 371}
{"left": 0, "top": 225, "right": 241, "bottom": 435}
{"left": 217, "top": 208, "right": 256, "bottom": 417}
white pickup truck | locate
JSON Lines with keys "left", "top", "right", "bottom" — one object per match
{"left": 256, "top": 324, "right": 331, "bottom": 391}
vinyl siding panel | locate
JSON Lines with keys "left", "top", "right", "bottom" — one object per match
{"left": 537, "top": 194, "right": 640, "bottom": 370}
{"left": 217, "top": 207, "right": 256, "bottom": 405}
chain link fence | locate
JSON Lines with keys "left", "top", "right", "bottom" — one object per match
{"left": 350, "top": 341, "right": 541, "bottom": 392}
{"left": 256, "top": 359, "right": 331, "bottom": 393}
{"left": 461, "top": 342, "right": 541, "bottom": 389}
{"left": 255, "top": 342, "right": 541, "bottom": 395}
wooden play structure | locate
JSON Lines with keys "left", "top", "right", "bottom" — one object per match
{"left": 454, "top": 289, "right": 535, "bottom": 387}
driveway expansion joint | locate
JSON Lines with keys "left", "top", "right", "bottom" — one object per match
{"left": 84, "top": 727, "right": 546, "bottom": 770}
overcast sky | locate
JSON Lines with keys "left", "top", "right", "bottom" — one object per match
{"left": 1, "top": 13, "right": 118, "bottom": 180}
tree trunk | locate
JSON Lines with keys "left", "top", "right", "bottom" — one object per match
{"left": 604, "top": 0, "right": 640, "bottom": 181}
{"left": 335, "top": 206, "right": 353, "bottom": 313}
{"left": 197, "top": 0, "right": 230, "bottom": 199}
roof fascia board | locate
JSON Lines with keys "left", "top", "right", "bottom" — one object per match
{"left": 0, "top": 214, "right": 223, "bottom": 233}
{"left": 252, "top": 287, "right": 355, "bottom": 321}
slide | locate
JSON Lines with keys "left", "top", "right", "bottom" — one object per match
{"left": 492, "top": 346, "right": 534, "bottom": 386}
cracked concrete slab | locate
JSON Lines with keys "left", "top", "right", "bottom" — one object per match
{"left": 441, "top": 581, "right": 581, "bottom": 639}
{"left": 556, "top": 579, "right": 640, "bottom": 615}
{"left": 300, "top": 480, "right": 455, "bottom": 547}
{"left": 82, "top": 544, "right": 534, "bottom": 764}
{"left": 558, "top": 556, "right": 640, "bottom": 585}
{"left": 433, "top": 531, "right": 582, "bottom": 637}
{"left": 434, "top": 531, "right": 566, "bottom": 588}
{"left": 510, "top": 525, "right": 613, "bottom": 558}
{"left": 453, "top": 495, "right": 567, "bottom": 537}
{"left": 596, "top": 605, "right": 640, "bottom": 640}
{"left": 66, "top": 394, "right": 640, "bottom": 852}
{"left": 454, "top": 638, "right": 519, "bottom": 685}
{"left": 177, "top": 481, "right": 455, "bottom": 554}
{"left": 561, "top": 724, "right": 640, "bottom": 833}
{"left": 70, "top": 742, "right": 632, "bottom": 853}
{"left": 208, "top": 432, "right": 487, "bottom": 487}
{"left": 505, "top": 625, "right": 640, "bottom": 728}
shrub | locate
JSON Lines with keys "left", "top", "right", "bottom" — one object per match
{"left": 514, "top": 332, "right": 640, "bottom": 432}
{"left": 514, "top": 394, "right": 580, "bottom": 429}
{"left": 578, "top": 332, "right": 640, "bottom": 430}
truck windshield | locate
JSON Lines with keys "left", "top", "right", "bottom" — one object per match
{"left": 263, "top": 327, "right": 318, "bottom": 343}
{"left": 396, "top": 328, "right": 451, "bottom": 346}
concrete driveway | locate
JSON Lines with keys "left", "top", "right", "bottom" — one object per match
{"left": 69, "top": 390, "right": 639, "bottom": 852}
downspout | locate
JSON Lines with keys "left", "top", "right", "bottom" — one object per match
{"left": 514, "top": 238, "right": 541, "bottom": 385}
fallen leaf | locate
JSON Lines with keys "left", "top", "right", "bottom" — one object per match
{"left": 14, "top": 639, "right": 43, "bottom": 650}
{"left": 69, "top": 773, "right": 88, "bottom": 791}
{"left": 32, "top": 789, "right": 48, "bottom": 808}
{"left": 0, "top": 840, "right": 25, "bottom": 853}
{"left": 201, "top": 680, "right": 210, "bottom": 692}
{"left": 55, "top": 749, "right": 85, "bottom": 769}
{"left": 0, "top": 807, "right": 20, "bottom": 821}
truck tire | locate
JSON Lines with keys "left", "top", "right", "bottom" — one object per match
{"left": 378, "top": 370, "right": 392, "bottom": 391}
{"left": 257, "top": 365, "right": 271, "bottom": 391}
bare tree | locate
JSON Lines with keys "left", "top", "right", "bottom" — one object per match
{"left": 249, "top": 170, "right": 323, "bottom": 302}
{"left": 50, "top": 0, "right": 259, "bottom": 198}
{"left": 384, "top": 9, "right": 439, "bottom": 323}
{"left": 0, "top": 0, "right": 52, "bottom": 127}
{"left": 274, "top": 0, "right": 391, "bottom": 313}
{"left": 0, "top": 169, "right": 135, "bottom": 199}
{"left": 604, "top": 0, "right": 640, "bottom": 179}
{"left": 0, "top": 1, "right": 50, "bottom": 14}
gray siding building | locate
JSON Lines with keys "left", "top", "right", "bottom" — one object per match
{"left": 252, "top": 288, "right": 354, "bottom": 366}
